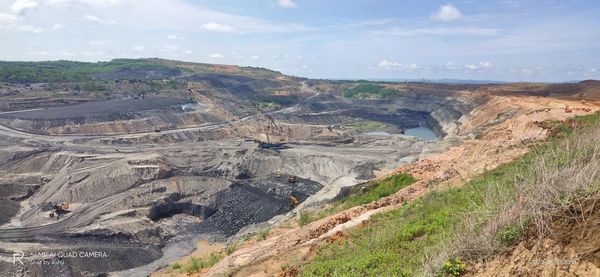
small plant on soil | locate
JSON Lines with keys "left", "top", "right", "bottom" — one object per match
{"left": 498, "top": 225, "right": 520, "bottom": 245}
{"left": 440, "top": 257, "right": 466, "bottom": 276}
{"left": 257, "top": 229, "right": 270, "bottom": 241}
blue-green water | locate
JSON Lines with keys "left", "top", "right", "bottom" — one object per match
{"left": 405, "top": 127, "right": 438, "bottom": 140}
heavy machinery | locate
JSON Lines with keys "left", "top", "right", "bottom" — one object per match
{"left": 565, "top": 105, "right": 573, "bottom": 113}
{"left": 49, "top": 203, "right": 70, "bottom": 217}
{"left": 288, "top": 196, "right": 300, "bottom": 207}
{"left": 252, "top": 104, "right": 289, "bottom": 149}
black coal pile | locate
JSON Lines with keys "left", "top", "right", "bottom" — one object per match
{"left": 195, "top": 176, "right": 322, "bottom": 236}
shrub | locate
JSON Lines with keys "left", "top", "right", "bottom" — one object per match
{"left": 440, "top": 257, "right": 466, "bottom": 276}
{"left": 498, "top": 225, "right": 520, "bottom": 245}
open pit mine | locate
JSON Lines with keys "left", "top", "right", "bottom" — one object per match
{"left": 0, "top": 59, "right": 598, "bottom": 277}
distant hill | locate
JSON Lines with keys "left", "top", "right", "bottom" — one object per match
{"left": 0, "top": 58, "right": 292, "bottom": 83}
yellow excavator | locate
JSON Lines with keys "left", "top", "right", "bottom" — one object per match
{"left": 288, "top": 196, "right": 300, "bottom": 207}
{"left": 49, "top": 203, "right": 70, "bottom": 217}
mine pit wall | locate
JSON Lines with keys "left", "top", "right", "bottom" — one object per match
{"left": 348, "top": 92, "right": 486, "bottom": 138}
{"left": 0, "top": 109, "right": 226, "bottom": 135}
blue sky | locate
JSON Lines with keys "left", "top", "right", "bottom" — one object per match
{"left": 1, "top": 0, "right": 599, "bottom": 81}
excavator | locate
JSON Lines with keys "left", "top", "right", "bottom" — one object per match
{"left": 49, "top": 203, "right": 70, "bottom": 218}
{"left": 252, "top": 103, "right": 289, "bottom": 149}
{"left": 288, "top": 196, "right": 300, "bottom": 207}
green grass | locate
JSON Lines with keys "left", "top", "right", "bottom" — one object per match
{"left": 345, "top": 120, "right": 391, "bottom": 132}
{"left": 300, "top": 112, "right": 600, "bottom": 276}
{"left": 256, "top": 229, "right": 270, "bottom": 241}
{"left": 174, "top": 253, "right": 223, "bottom": 274}
{"left": 299, "top": 174, "right": 415, "bottom": 226}
{"left": 342, "top": 83, "right": 398, "bottom": 99}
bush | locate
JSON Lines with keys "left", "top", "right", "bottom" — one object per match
{"left": 498, "top": 225, "right": 520, "bottom": 245}
{"left": 440, "top": 257, "right": 466, "bottom": 276}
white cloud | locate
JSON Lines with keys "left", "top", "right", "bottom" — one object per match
{"left": 163, "top": 44, "right": 179, "bottom": 51}
{"left": 11, "top": 0, "right": 39, "bottom": 14}
{"left": 209, "top": 53, "right": 225, "bottom": 59}
{"left": 18, "top": 24, "right": 43, "bottom": 33}
{"left": 479, "top": 61, "right": 493, "bottom": 68}
{"left": 83, "top": 14, "right": 115, "bottom": 24}
{"left": 184, "top": 49, "right": 193, "bottom": 54}
{"left": 80, "top": 0, "right": 120, "bottom": 5}
{"left": 48, "top": 0, "right": 120, "bottom": 6}
{"left": 430, "top": 3, "right": 463, "bottom": 22}
{"left": 406, "top": 63, "right": 420, "bottom": 70}
{"left": 465, "top": 61, "right": 493, "bottom": 71}
{"left": 522, "top": 68, "right": 533, "bottom": 75}
{"left": 373, "top": 27, "right": 499, "bottom": 37}
{"left": 277, "top": 0, "right": 297, "bottom": 8}
{"left": 378, "top": 59, "right": 402, "bottom": 69}
{"left": 250, "top": 55, "right": 259, "bottom": 60}
{"left": 446, "top": 62, "right": 458, "bottom": 70}
{"left": 132, "top": 45, "right": 145, "bottom": 51}
{"left": 52, "top": 23, "right": 65, "bottom": 29}
{"left": 83, "top": 14, "right": 101, "bottom": 22}
{"left": 202, "top": 22, "right": 234, "bottom": 32}
{"left": 378, "top": 60, "right": 425, "bottom": 71}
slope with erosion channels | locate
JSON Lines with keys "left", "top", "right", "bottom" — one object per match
{"left": 0, "top": 59, "right": 599, "bottom": 277}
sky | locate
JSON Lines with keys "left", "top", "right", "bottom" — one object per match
{"left": 1, "top": 0, "right": 599, "bottom": 82}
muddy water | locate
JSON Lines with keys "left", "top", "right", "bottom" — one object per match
{"left": 365, "top": 126, "right": 438, "bottom": 140}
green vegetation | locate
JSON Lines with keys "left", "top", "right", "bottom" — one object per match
{"left": 172, "top": 254, "right": 223, "bottom": 274}
{"left": 342, "top": 83, "right": 398, "bottom": 99}
{"left": 345, "top": 120, "right": 391, "bottom": 132}
{"left": 498, "top": 224, "right": 521, "bottom": 245}
{"left": 300, "top": 113, "right": 600, "bottom": 276}
{"left": 256, "top": 229, "right": 270, "bottom": 241}
{"left": 440, "top": 258, "right": 466, "bottom": 276}
{"left": 0, "top": 59, "right": 180, "bottom": 83}
{"left": 299, "top": 174, "right": 415, "bottom": 226}
{"left": 256, "top": 101, "right": 277, "bottom": 111}
{"left": 225, "top": 243, "right": 238, "bottom": 255}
